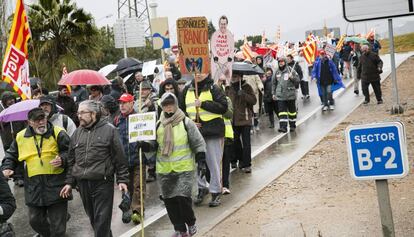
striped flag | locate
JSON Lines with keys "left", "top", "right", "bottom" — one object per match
{"left": 1, "top": 0, "right": 31, "bottom": 100}
{"left": 241, "top": 36, "right": 253, "bottom": 61}
{"left": 336, "top": 34, "right": 346, "bottom": 52}
{"left": 62, "top": 64, "right": 71, "bottom": 94}
{"left": 302, "top": 34, "right": 317, "bottom": 64}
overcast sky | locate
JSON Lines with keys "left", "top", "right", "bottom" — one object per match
{"left": 73, "top": 0, "right": 344, "bottom": 42}
{"left": 10, "top": 0, "right": 414, "bottom": 43}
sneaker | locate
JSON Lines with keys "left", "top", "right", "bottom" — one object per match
{"left": 188, "top": 225, "right": 197, "bottom": 236}
{"left": 208, "top": 193, "right": 222, "bottom": 207}
{"left": 329, "top": 105, "right": 335, "bottom": 110}
{"left": 231, "top": 162, "right": 237, "bottom": 169}
{"left": 118, "top": 192, "right": 132, "bottom": 224}
{"left": 322, "top": 106, "right": 328, "bottom": 111}
{"left": 255, "top": 126, "right": 260, "bottom": 131}
{"left": 242, "top": 166, "right": 252, "bottom": 173}
{"left": 377, "top": 100, "right": 383, "bottom": 104}
{"left": 131, "top": 211, "right": 142, "bottom": 225}
{"left": 194, "top": 188, "right": 209, "bottom": 206}
{"left": 171, "top": 231, "right": 190, "bottom": 237}
{"left": 354, "top": 90, "right": 359, "bottom": 95}
{"left": 363, "top": 100, "right": 369, "bottom": 105}
{"left": 222, "top": 187, "right": 231, "bottom": 195}
{"left": 278, "top": 127, "right": 287, "bottom": 133}
{"left": 305, "top": 95, "right": 310, "bottom": 100}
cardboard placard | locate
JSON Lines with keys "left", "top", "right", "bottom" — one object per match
{"left": 210, "top": 22, "right": 234, "bottom": 83}
{"left": 176, "top": 17, "right": 210, "bottom": 75}
{"left": 325, "top": 43, "right": 337, "bottom": 58}
{"left": 128, "top": 112, "right": 157, "bottom": 143}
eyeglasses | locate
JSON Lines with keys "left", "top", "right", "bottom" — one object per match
{"left": 77, "top": 111, "right": 92, "bottom": 116}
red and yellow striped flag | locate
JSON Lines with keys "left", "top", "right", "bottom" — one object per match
{"left": 1, "top": 0, "right": 32, "bottom": 100}
{"left": 336, "top": 34, "right": 346, "bottom": 52}
{"left": 241, "top": 36, "right": 253, "bottom": 61}
{"left": 302, "top": 34, "right": 317, "bottom": 65}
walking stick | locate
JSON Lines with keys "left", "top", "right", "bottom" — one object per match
{"left": 138, "top": 84, "right": 145, "bottom": 237}
{"left": 194, "top": 71, "right": 200, "bottom": 123}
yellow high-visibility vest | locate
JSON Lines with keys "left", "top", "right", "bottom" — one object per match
{"left": 156, "top": 121, "right": 194, "bottom": 174}
{"left": 185, "top": 89, "right": 222, "bottom": 121}
{"left": 16, "top": 127, "right": 64, "bottom": 178}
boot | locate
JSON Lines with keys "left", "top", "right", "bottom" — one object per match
{"left": 194, "top": 188, "right": 209, "bottom": 206}
{"left": 208, "top": 193, "right": 222, "bottom": 207}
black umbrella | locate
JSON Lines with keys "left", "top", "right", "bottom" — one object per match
{"left": 112, "top": 57, "right": 143, "bottom": 73}
{"left": 232, "top": 62, "right": 264, "bottom": 75}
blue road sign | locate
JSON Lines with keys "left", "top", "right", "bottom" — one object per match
{"left": 345, "top": 122, "right": 408, "bottom": 180}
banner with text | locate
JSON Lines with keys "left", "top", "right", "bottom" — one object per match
{"left": 128, "top": 112, "right": 157, "bottom": 143}
{"left": 177, "top": 17, "right": 210, "bottom": 75}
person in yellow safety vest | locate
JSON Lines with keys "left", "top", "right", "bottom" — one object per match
{"left": 179, "top": 73, "right": 228, "bottom": 207}
{"left": 216, "top": 74, "right": 234, "bottom": 195}
{"left": 149, "top": 92, "right": 206, "bottom": 236}
{"left": 1, "top": 108, "right": 71, "bottom": 237}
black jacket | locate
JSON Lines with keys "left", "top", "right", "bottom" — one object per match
{"left": 0, "top": 171, "right": 15, "bottom": 222}
{"left": 180, "top": 76, "right": 228, "bottom": 138}
{"left": 1, "top": 123, "right": 71, "bottom": 207}
{"left": 357, "top": 51, "right": 383, "bottom": 82}
{"left": 263, "top": 75, "right": 273, "bottom": 102}
{"left": 56, "top": 94, "right": 78, "bottom": 123}
{"left": 65, "top": 119, "right": 129, "bottom": 185}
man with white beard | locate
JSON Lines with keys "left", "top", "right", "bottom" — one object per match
{"left": 1, "top": 108, "right": 71, "bottom": 237}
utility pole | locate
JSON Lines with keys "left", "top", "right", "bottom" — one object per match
{"left": 118, "top": 0, "right": 151, "bottom": 35}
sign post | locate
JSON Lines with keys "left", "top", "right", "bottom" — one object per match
{"left": 345, "top": 122, "right": 409, "bottom": 237}
{"left": 342, "top": 0, "right": 414, "bottom": 114}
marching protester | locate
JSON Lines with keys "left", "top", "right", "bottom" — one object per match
{"left": 109, "top": 76, "right": 124, "bottom": 101}
{"left": 215, "top": 74, "right": 234, "bottom": 194}
{"left": 88, "top": 85, "right": 104, "bottom": 102}
{"left": 340, "top": 42, "right": 353, "bottom": 80}
{"left": 134, "top": 80, "right": 159, "bottom": 182}
{"left": 177, "top": 79, "right": 187, "bottom": 93}
{"left": 312, "top": 50, "right": 344, "bottom": 111}
{"left": 287, "top": 54, "right": 304, "bottom": 96}
{"left": 262, "top": 68, "right": 278, "bottom": 128}
{"left": 227, "top": 72, "right": 256, "bottom": 173}
{"left": 158, "top": 79, "right": 181, "bottom": 117}
{"left": 367, "top": 34, "right": 381, "bottom": 54}
{"left": 273, "top": 57, "right": 300, "bottom": 133}
{"left": 357, "top": 44, "right": 384, "bottom": 104}
{"left": 2, "top": 108, "right": 71, "bottom": 237}
{"left": 243, "top": 63, "right": 263, "bottom": 133}
{"left": 0, "top": 92, "right": 26, "bottom": 187}
{"left": 351, "top": 43, "right": 362, "bottom": 95}
{"left": 152, "top": 92, "right": 206, "bottom": 237}
{"left": 39, "top": 96, "right": 76, "bottom": 136}
{"left": 56, "top": 85, "right": 78, "bottom": 124}
{"left": 113, "top": 93, "right": 146, "bottom": 225}
{"left": 60, "top": 100, "right": 129, "bottom": 237}
{"left": 71, "top": 85, "right": 89, "bottom": 105}
{"left": 100, "top": 95, "right": 120, "bottom": 123}
{"left": 296, "top": 52, "right": 310, "bottom": 100}
{"left": 180, "top": 73, "right": 228, "bottom": 207}
{"left": 0, "top": 169, "right": 16, "bottom": 237}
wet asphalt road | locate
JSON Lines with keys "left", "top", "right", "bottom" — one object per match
{"left": 1, "top": 52, "right": 412, "bottom": 237}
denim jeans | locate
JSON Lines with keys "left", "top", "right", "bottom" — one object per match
{"left": 320, "top": 84, "right": 334, "bottom": 106}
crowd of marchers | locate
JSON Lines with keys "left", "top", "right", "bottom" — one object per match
{"left": 0, "top": 34, "right": 384, "bottom": 237}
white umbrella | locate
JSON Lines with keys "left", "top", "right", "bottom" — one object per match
{"left": 123, "top": 73, "right": 134, "bottom": 83}
{"left": 98, "top": 64, "right": 118, "bottom": 76}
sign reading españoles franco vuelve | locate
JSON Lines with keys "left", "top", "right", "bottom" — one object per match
{"left": 176, "top": 17, "right": 210, "bottom": 75}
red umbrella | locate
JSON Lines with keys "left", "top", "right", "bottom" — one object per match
{"left": 58, "top": 69, "right": 111, "bottom": 86}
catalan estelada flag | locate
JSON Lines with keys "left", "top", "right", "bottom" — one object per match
{"left": 302, "top": 34, "right": 317, "bottom": 65}
{"left": 1, "top": 0, "right": 32, "bottom": 100}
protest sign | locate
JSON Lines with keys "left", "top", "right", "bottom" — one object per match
{"left": 176, "top": 17, "right": 210, "bottom": 75}
{"left": 128, "top": 112, "right": 157, "bottom": 143}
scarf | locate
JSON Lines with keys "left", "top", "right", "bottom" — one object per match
{"left": 160, "top": 108, "right": 186, "bottom": 156}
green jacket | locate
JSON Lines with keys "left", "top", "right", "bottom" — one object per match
{"left": 272, "top": 66, "right": 300, "bottom": 101}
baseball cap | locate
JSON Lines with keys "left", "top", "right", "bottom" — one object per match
{"left": 118, "top": 93, "right": 135, "bottom": 103}
{"left": 28, "top": 107, "right": 46, "bottom": 121}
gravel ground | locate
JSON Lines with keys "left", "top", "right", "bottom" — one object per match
{"left": 204, "top": 56, "right": 414, "bottom": 237}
